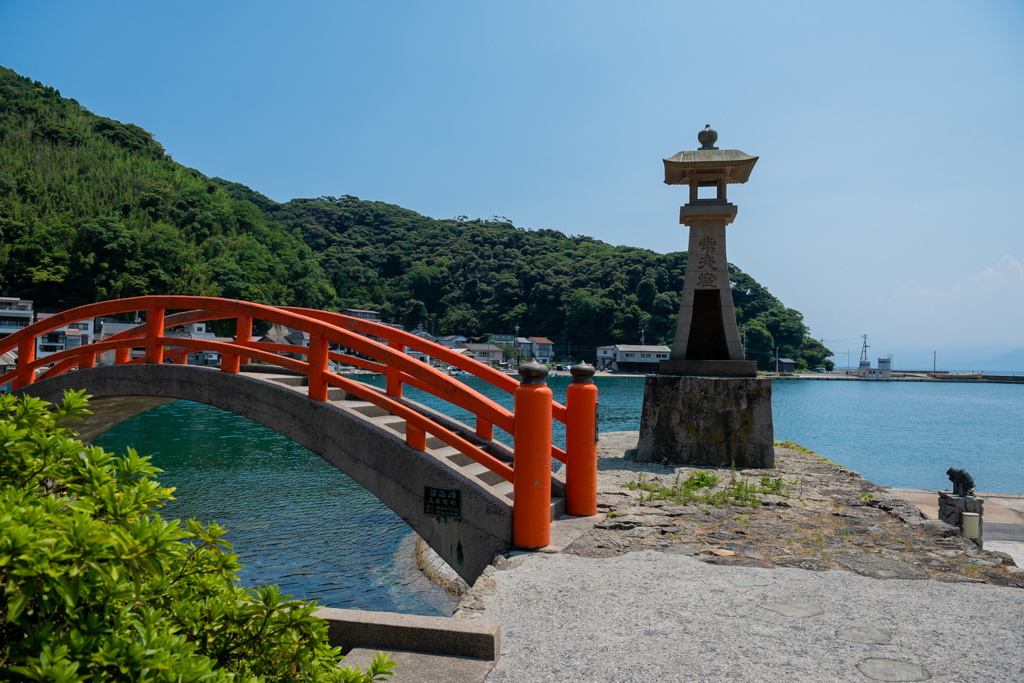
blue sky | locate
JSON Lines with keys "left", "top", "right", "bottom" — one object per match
{"left": 2, "top": 1, "right": 1022, "bottom": 368}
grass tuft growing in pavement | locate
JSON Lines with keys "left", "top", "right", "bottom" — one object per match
{"left": 622, "top": 470, "right": 791, "bottom": 508}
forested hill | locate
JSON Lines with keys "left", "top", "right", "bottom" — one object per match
{"left": 0, "top": 67, "right": 333, "bottom": 310}
{"left": 0, "top": 66, "right": 832, "bottom": 370}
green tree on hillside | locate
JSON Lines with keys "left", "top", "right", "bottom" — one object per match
{"left": 0, "top": 67, "right": 334, "bottom": 311}
{"left": 0, "top": 64, "right": 831, "bottom": 369}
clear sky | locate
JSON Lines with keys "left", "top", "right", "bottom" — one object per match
{"left": 2, "top": 1, "right": 1022, "bottom": 368}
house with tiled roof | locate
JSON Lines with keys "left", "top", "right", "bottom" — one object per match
{"left": 528, "top": 337, "right": 555, "bottom": 364}
{"left": 463, "top": 343, "right": 504, "bottom": 367}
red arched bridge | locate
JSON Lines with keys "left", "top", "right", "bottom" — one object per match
{"left": 0, "top": 296, "right": 599, "bottom": 583}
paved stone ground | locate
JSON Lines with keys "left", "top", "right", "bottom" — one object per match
{"left": 474, "top": 551, "right": 1024, "bottom": 682}
{"left": 533, "top": 433, "right": 1024, "bottom": 587}
{"left": 452, "top": 432, "right": 1024, "bottom": 681}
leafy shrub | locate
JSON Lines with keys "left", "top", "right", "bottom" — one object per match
{"left": 0, "top": 391, "right": 394, "bottom": 682}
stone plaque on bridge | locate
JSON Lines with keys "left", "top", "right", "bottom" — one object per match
{"left": 425, "top": 486, "right": 462, "bottom": 519}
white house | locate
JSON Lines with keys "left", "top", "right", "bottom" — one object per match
{"left": 858, "top": 356, "right": 892, "bottom": 378}
{"left": 0, "top": 298, "right": 33, "bottom": 342}
{"left": 35, "top": 313, "right": 95, "bottom": 359}
{"left": 463, "top": 343, "right": 504, "bottom": 366}
{"left": 610, "top": 345, "right": 670, "bottom": 373}
{"left": 528, "top": 337, "right": 555, "bottom": 363}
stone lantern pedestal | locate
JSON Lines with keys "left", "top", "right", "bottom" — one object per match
{"left": 636, "top": 126, "right": 774, "bottom": 468}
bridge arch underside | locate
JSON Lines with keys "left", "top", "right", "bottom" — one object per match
{"left": 17, "top": 364, "right": 511, "bottom": 584}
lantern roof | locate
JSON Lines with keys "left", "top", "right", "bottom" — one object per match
{"left": 663, "top": 125, "right": 758, "bottom": 185}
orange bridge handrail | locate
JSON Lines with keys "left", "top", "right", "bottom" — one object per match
{"left": 0, "top": 296, "right": 597, "bottom": 549}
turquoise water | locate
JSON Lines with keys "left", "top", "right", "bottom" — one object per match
{"left": 770, "top": 379, "right": 1024, "bottom": 494}
{"left": 354, "top": 375, "right": 1024, "bottom": 493}
{"left": 93, "top": 401, "right": 459, "bottom": 617}
{"left": 93, "top": 374, "right": 1023, "bottom": 616}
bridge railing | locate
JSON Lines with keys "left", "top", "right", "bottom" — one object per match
{"left": 0, "top": 296, "right": 599, "bottom": 547}
{"left": 285, "top": 308, "right": 571, "bottom": 461}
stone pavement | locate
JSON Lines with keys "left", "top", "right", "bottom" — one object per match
{"left": 450, "top": 433, "right": 1024, "bottom": 681}
{"left": 508, "top": 433, "right": 1023, "bottom": 587}
{"left": 474, "top": 550, "right": 1024, "bottom": 682}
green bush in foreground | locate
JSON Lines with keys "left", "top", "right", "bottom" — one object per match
{"left": 0, "top": 391, "right": 394, "bottom": 682}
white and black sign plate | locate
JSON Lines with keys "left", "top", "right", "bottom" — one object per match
{"left": 424, "top": 486, "right": 461, "bottom": 519}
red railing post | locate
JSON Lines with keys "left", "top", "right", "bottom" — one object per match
{"left": 115, "top": 347, "right": 130, "bottom": 364}
{"left": 79, "top": 351, "right": 96, "bottom": 370}
{"left": 308, "top": 334, "right": 329, "bottom": 401}
{"left": 14, "top": 338, "right": 35, "bottom": 390}
{"left": 173, "top": 351, "right": 187, "bottom": 365}
{"left": 566, "top": 362, "right": 598, "bottom": 516}
{"left": 476, "top": 418, "right": 494, "bottom": 440}
{"left": 221, "top": 331, "right": 240, "bottom": 375}
{"left": 222, "top": 315, "right": 252, "bottom": 374}
{"left": 386, "top": 338, "right": 404, "bottom": 398}
{"left": 237, "top": 315, "right": 252, "bottom": 367}
{"left": 406, "top": 423, "right": 426, "bottom": 451}
{"left": 513, "top": 360, "right": 552, "bottom": 549}
{"left": 145, "top": 308, "right": 165, "bottom": 364}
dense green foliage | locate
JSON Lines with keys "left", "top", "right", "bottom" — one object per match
{"left": 226, "top": 191, "right": 832, "bottom": 369}
{"left": 0, "top": 391, "right": 395, "bottom": 682}
{"left": 0, "top": 67, "right": 334, "bottom": 310}
{"left": 0, "top": 65, "right": 831, "bottom": 370}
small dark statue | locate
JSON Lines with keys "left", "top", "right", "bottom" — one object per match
{"left": 946, "top": 467, "right": 976, "bottom": 497}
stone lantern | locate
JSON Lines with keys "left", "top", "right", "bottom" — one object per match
{"left": 636, "top": 125, "right": 774, "bottom": 468}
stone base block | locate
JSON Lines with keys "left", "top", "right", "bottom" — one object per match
{"left": 636, "top": 375, "right": 773, "bottom": 468}
{"left": 659, "top": 359, "right": 757, "bottom": 378}
{"left": 938, "top": 491, "right": 984, "bottom": 548}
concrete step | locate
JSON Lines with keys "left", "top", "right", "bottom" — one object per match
{"left": 370, "top": 414, "right": 408, "bottom": 435}
{"left": 265, "top": 375, "right": 305, "bottom": 387}
{"left": 434, "top": 446, "right": 476, "bottom": 468}
{"left": 342, "top": 400, "right": 391, "bottom": 418}
{"left": 271, "top": 381, "right": 346, "bottom": 401}
{"left": 242, "top": 372, "right": 306, "bottom": 386}
{"left": 459, "top": 462, "right": 508, "bottom": 487}
{"left": 340, "top": 648, "right": 493, "bottom": 683}
{"left": 492, "top": 479, "right": 514, "bottom": 501}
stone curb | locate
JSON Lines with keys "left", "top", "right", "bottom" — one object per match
{"left": 314, "top": 607, "right": 500, "bottom": 660}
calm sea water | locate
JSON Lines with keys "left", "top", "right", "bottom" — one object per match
{"left": 770, "top": 379, "right": 1024, "bottom": 494}
{"left": 93, "top": 374, "right": 1023, "bottom": 615}
{"left": 93, "top": 401, "right": 459, "bottom": 617}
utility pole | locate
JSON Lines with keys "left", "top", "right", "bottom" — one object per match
{"left": 742, "top": 324, "right": 746, "bottom": 355}
{"left": 514, "top": 324, "right": 520, "bottom": 368}
{"left": 934, "top": 351, "right": 936, "bottom": 372}
{"left": 775, "top": 346, "right": 779, "bottom": 374}
{"left": 860, "top": 334, "right": 870, "bottom": 363}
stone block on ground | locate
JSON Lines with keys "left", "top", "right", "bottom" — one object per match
{"left": 636, "top": 375, "right": 773, "bottom": 468}
{"left": 832, "top": 551, "right": 927, "bottom": 580}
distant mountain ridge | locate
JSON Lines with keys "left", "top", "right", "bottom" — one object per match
{"left": 0, "top": 65, "right": 833, "bottom": 369}
{"left": 975, "top": 347, "right": 1024, "bottom": 374}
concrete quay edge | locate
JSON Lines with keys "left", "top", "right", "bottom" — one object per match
{"left": 314, "top": 606, "right": 500, "bottom": 661}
